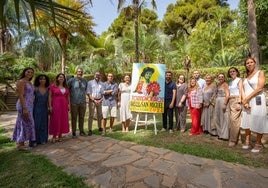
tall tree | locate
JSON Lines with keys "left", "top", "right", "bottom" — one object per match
{"left": 247, "top": 0, "right": 259, "bottom": 65}
{"left": 117, "top": 0, "right": 156, "bottom": 63}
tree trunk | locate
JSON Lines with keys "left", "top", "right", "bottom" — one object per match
{"left": 247, "top": 0, "right": 259, "bottom": 66}
{"left": 134, "top": 0, "right": 139, "bottom": 63}
{"left": 61, "top": 33, "right": 68, "bottom": 74}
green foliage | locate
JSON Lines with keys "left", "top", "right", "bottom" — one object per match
{"left": 160, "top": 0, "right": 223, "bottom": 39}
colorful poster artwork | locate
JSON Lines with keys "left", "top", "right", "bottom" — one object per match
{"left": 130, "top": 63, "right": 166, "bottom": 113}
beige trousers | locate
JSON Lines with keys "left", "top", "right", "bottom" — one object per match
{"left": 229, "top": 97, "right": 242, "bottom": 143}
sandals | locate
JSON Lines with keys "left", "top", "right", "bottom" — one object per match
{"left": 251, "top": 144, "right": 263, "bottom": 153}
{"left": 58, "top": 138, "right": 63, "bottom": 142}
{"left": 16, "top": 145, "right": 27, "bottom": 151}
{"left": 51, "top": 137, "right": 56, "bottom": 144}
{"left": 242, "top": 140, "right": 250, "bottom": 150}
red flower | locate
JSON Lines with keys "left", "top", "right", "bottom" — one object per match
{"left": 146, "top": 81, "right": 161, "bottom": 96}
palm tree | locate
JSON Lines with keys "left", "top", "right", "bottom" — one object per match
{"left": 0, "top": 0, "right": 93, "bottom": 53}
{"left": 117, "top": 0, "right": 156, "bottom": 63}
{"left": 247, "top": 0, "right": 259, "bottom": 65}
{"left": 35, "top": 0, "right": 96, "bottom": 73}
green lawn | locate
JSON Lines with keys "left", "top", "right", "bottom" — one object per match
{"left": 0, "top": 127, "right": 90, "bottom": 188}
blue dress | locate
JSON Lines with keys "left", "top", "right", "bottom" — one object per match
{"left": 33, "top": 89, "right": 49, "bottom": 144}
{"left": 12, "top": 83, "right": 36, "bottom": 143}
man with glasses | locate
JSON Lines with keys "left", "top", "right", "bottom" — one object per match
{"left": 67, "top": 68, "right": 88, "bottom": 138}
{"left": 87, "top": 71, "right": 104, "bottom": 136}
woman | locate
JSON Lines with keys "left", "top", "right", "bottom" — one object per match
{"left": 187, "top": 78, "right": 203, "bottom": 135}
{"left": 118, "top": 75, "right": 132, "bottom": 132}
{"left": 228, "top": 67, "right": 242, "bottom": 147}
{"left": 241, "top": 57, "right": 268, "bottom": 153}
{"left": 12, "top": 67, "right": 35, "bottom": 150}
{"left": 201, "top": 74, "right": 217, "bottom": 136}
{"left": 33, "top": 74, "right": 50, "bottom": 145}
{"left": 214, "top": 73, "right": 230, "bottom": 141}
{"left": 175, "top": 75, "right": 188, "bottom": 132}
{"left": 48, "top": 73, "right": 70, "bottom": 143}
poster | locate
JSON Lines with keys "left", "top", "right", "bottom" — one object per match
{"left": 130, "top": 63, "right": 166, "bottom": 113}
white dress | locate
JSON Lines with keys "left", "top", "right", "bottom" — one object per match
{"left": 119, "top": 83, "right": 132, "bottom": 122}
{"left": 241, "top": 71, "right": 268, "bottom": 133}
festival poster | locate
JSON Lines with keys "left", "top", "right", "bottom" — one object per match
{"left": 130, "top": 63, "right": 166, "bottom": 113}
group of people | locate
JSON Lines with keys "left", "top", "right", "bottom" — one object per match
{"left": 12, "top": 57, "right": 268, "bottom": 153}
{"left": 164, "top": 57, "right": 267, "bottom": 153}
{"left": 12, "top": 68, "right": 132, "bottom": 150}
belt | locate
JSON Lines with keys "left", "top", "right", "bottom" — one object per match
{"left": 94, "top": 98, "right": 102, "bottom": 100}
{"left": 229, "top": 95, "right": 240, "bottom": 99}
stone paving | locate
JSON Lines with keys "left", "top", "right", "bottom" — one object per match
{"left": 1, "top": 111, "right": 268, "bottom": 188}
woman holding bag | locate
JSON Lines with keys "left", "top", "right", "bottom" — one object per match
{"left": 241, "top": 57, "right": 268, "bottom": 153}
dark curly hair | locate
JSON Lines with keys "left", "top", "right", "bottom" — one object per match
{"left": 34, "top": 74, "right": 50, "bottom": 87}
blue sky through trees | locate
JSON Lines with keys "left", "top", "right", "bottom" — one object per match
{"left": 89, "top": 0, "right": 239, "bottom": 35}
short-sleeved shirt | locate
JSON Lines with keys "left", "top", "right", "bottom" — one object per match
{"left": 67, "top": 77, "right": 87, "bottom": 104}
{"left": 197, "top": 78, "right": 206, "bottom": 89}
{"left": 165, "top": 81, "right": 176, "bottom": 101}
{"left": 87, "top": 79, "right": 104, "bottom": 99}
{"left": 102, "top": 82, "right": 118, "bottom": 107}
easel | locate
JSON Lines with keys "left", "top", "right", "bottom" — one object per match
{"left": 134, "top": 113, "right": 157, "bottom": 135}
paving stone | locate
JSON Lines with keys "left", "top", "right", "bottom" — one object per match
{"left": 87, "top": 170, "right": 112, "bottom": 188}
{"left": 130, "top": 145, "right": 148, "bottom": 153}
{"left": 132, "top": 157, "right": 153, "bottom": 168}
{"left": 147, "top": 146, "right": 170, "bottom": 155}
{"left": 149, "top": 158, "right": 177, "bottom": 176}
{"left": 161, "top": 175, "right": 177, "bottom": 188}
{"left": 191, "top": 168, "right": 221, "bottom": 188}
{"left": 125, "top": 165, "right": 153, "bottom": 182}
{"left": 125, "top": 182, "right": 150, "bottom": 188}
{"left": 79, "top": 151, "right": 110, "bottom": 162}
{"left": 102, "top": 149, "right": 142, "bottom": 167}
{"left": 144, "top": 174, "right": 161, "bottom": 188}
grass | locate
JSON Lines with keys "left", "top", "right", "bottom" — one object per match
{"left": 0, "top": 127, "right": 90, "bottom": 188}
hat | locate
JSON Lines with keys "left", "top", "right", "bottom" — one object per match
{"left": 141, "top": 67, "right": 155, "bottom": 77}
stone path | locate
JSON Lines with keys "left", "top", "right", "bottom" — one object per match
{"left": 1, "top": 112, "right": 268, "bottom": 188}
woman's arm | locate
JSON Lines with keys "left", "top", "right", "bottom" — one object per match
{"left": 223, "top": 83, "right": 230, "bottom": 105}
{"left": 243, "top": 70, "right": 266, "bottom": 104}
{"left": 48, "top": 88, "right": 52, "bottom": 113}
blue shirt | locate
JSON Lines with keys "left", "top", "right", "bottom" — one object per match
{"left": 102, "top": 82, "right": 118, "bottom": 107}
{"left": 67, "top": 77, "right": 87, "bottom": 104}
{"left": 165, "top": 81, "right": 176, "bottom": 101}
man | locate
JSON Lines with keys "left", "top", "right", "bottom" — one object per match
{"left": 102, "top": 73, "right": 118, "bottom": 136}
{"left": 67, "top": 68, "right": 87, "bottom": 138}
{"left": 193, "top": 70, "right": 206, "bottom": 89}
{"left": 87, "top": 71, "right": 104, "bottom": 136}
{"left": 162, "top": 71, "right": 176, "bottom": 133}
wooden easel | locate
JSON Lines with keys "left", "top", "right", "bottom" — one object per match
{"left": 133, "top": 113, "right": 157, "bottom": 135}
